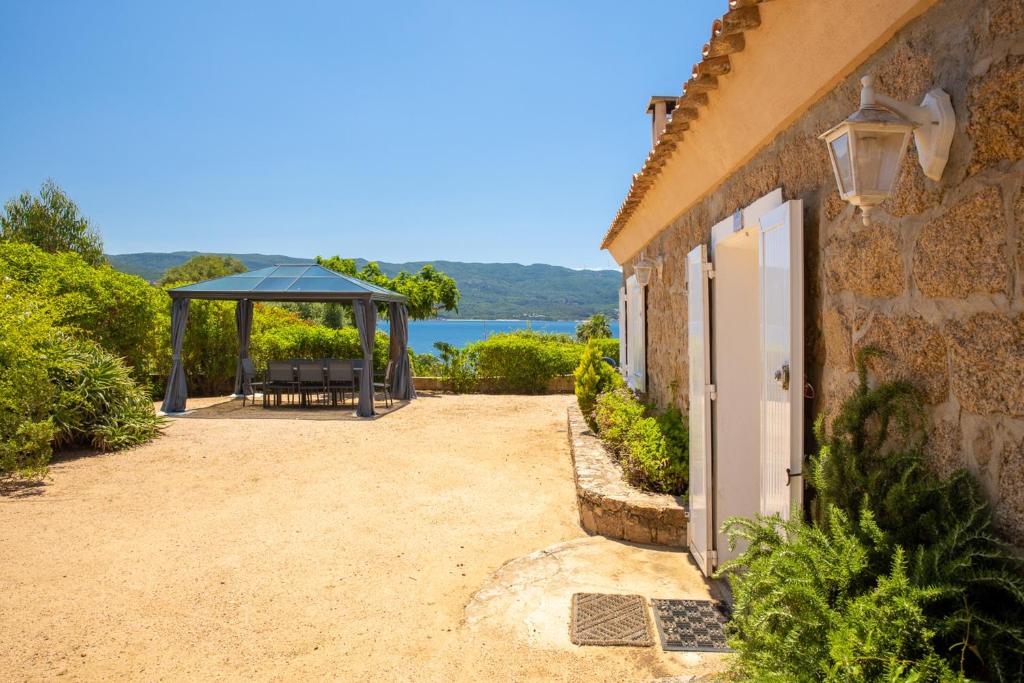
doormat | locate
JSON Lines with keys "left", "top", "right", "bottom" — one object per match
{"left": 570, "top": 593, "right": 653, "bottom": 646}
{"left": 650, "top": 599, "right": 733, "bottom": 652}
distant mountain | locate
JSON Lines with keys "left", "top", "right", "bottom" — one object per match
{"left": 106, "top": 251, "right": 621, "bottom": 321}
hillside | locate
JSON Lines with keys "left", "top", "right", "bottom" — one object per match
{"left": 106, "top": 251, "right": 621, "bottom": 320}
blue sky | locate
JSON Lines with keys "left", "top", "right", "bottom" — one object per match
{"left": 0, "top": 1, "right": 723, "bottom": 270}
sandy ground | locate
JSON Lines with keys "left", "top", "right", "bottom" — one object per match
{"left": 1, "top": 394, "right": 722, "bottom": 682}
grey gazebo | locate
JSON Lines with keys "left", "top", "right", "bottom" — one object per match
{"left": 160, "top": 264, "right": 416, "bottom": 417}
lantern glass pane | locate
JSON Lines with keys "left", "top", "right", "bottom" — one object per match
{"left": 853, "top": 129, "right": 907, "bottom": 194}
{"left": 829, "top": 133, "right": 854, "bottom": 194}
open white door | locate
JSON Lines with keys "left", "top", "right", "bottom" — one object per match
{"left": 758, "top": 200, "right": 804, "bottom": 520}
{"left": 625, "top": 276, "right": 646, "bottom": 392}
{"left": 686, "top": 244, "right": 714, "bottom": 575}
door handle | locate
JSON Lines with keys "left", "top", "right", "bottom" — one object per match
{"left": 774, "top": 363, "right": 790, "bottom": 391}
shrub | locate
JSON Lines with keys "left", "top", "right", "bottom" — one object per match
{"left": 0, "top": 286, "right": 164, "bottom": 480}
{"left": 593, "top": 388, "right": 687, "bottom": 495}
{"left": 469, "top": 331, "right": 582, "bottom": 393}
{"left": 721, "top": 350, "right": 1024, "bottom": 681}
{"left": 574, "top": 340, "right": 623, "bottom": 429}
{"left": 719, "top": 508, "right": 958, "bottom": 682}
{"left": 251, "top": 319, "right": 390, "bottom": 373}
{"left": 809, "top": 349, "right": 1024, "bottom": 680}
{"left": 433, "top": 342, "right": 478, "bottom": 393}
{"left": 589, "top": 337, "right": 619, "bottom": 365}
{"left": 0, "top": 290, "right": 58, "bottom": 479}
{"left": 593, "top": 388, "right": 645, "bottom": 451}
{"left": 655, "top": 407, "right": 688, "bottom": 490}
{"left": 47, "top": 335, "right": 165, "bottom": 451}
{"left": 411, "top": 352, "right": 443, "bottom": 376}
{"left": 0, "top": 242, "right": 167, "bottom": 380}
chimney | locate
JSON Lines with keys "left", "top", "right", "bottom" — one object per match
{"left": 647, "top": 96, "right": 677, "bottom": 148}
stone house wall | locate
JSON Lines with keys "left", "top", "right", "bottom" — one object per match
{"left": 626, "top": 0, "right": 1024, "bottom": 544}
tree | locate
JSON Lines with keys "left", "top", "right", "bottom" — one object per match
{"left": 315, "top": 256, "right": 460, "bottom": 320}
{"left": 159, "top": 254, "right": 247, "bottom": 285}
{"left": 1, "top": 179, "right": 105, "bottom": 266}
{"left": 576, "top": 313, "right": 612, "bottom": 342}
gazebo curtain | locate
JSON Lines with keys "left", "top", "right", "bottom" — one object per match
{"left": 354, "top": 299, "right": 377, "bottom": 417}
{"left": 233, "top": 299, "right": 254, "bottom": 396}
{"left": 388, "top": 302, "right": 416, "bottom": 401}
{"left": 161, "top": 298, "right": 190, "bottom": 413}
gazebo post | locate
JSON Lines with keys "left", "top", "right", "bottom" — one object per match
{"left": 354, "top": 299, "right": 377, "bottom": 417}
{"left": 161, "top": 297, "right": 191, "bottom": 414}
{"left": 388, "top": 302, "right": 417, "bottom": 401}
{"left": 232, "top": 299, "right": 254, "bottom": 398}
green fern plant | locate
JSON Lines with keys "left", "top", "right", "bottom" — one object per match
{"left": 807, "top": 347, "right": 1024, "bottom": 681}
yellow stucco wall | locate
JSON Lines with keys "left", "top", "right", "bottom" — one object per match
{"left": 606, "top": 0, "right": 938, "bottom": 264}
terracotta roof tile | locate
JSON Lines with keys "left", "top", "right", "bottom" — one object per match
{"left": 601, "top": 0, "right": 774, "bottom": 250}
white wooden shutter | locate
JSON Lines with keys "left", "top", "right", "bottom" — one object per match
{"left": 625, "top": 275, "right": 646, "bottom": 392}
{"left": 759, "top": 200, "right": 804, "bottom": 520}
{"left": 618, "top": 285, "right": 627, "bottom": 375}
{"left": 686, "top": 244, "right": 715, "bottom": 576}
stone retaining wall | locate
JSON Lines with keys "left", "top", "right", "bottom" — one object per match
{"left": 566, "top": 403, "right": 687, "bottom": 547}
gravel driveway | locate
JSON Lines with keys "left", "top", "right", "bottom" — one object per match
{"left": 0, "top": 394, "right": 699, "bottom": 682}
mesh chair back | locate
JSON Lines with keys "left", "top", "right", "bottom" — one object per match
{"left": 327, "top": 361, "right": 354, "bottom": 382}
{"left": 241, "top": 357, "right": 256, "bottom": 378}
{"left": 267, "top": 361, "right": 294, "bottom": 383}
{"left": 384, "top": 360, "right": 395, "bottom": 384}
{"left": 297, "top": 362, "right": 324, "bottom": 383}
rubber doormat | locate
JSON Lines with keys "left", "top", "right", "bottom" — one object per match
{"left": 570, "top": 593, "right": 653, "bottom": 646}
{"left": 650, "top": 599, "right": 733, "bottom": 652}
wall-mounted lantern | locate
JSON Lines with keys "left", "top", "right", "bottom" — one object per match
{"left": 819, "top": 75, "right": 955, "bottom": 225}
{"left": 633, "top": 252, "right": 663, "bottom": 286}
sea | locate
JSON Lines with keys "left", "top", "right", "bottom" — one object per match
{"left": 380, "top": 319, "right": 620, "bottom": 355}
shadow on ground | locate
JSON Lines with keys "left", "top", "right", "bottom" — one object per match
{"left": 168, "top": 393, "right": 444, "bottom": 421}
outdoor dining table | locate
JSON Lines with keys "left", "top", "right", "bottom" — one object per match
{"left": 263, "top": 360, "right": 363, "bottom": 408}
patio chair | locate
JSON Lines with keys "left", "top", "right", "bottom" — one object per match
{"left": 326, "top": 359, "right": 356, "bottom": 406}
{"left": 240, "top": 358, "right": 265, "bottom": 407}
{"left": 373, "top": 360, "right": 395, "bottom": 408}
{"left": 297, "top": 360, "right": 327, "bottom": 407}
{"left": 265, "top": 361, "right": 298, "bottom": 407}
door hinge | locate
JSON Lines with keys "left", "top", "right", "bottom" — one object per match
{"left": 706, "top": 383, "right": 718, "bottom": 401}
{"left": 703, "top": 262, "right": 716, "bottom": 279}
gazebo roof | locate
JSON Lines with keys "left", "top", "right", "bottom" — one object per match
{"left": 167, "top": 264, "right": 407, "bottom": 303}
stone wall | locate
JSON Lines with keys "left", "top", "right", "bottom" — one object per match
{"left": 630, "top": 0, "right": 1024, "bottom": 544}
{"left": 567, "top": 404, "right": 688, "bottom": 547}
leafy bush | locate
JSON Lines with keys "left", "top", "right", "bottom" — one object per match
{"left": 433, "top": 342, "right": 478, "bottom": 393}
{"left": 411, "top": 352, "right": 443, "bottom": 376}
{"left": 0, "top": 286, "right": 164, "bottom": 480}
{"left": 588, "top": 337, "right": 619, "bottom": 365}
{"left": 720, "top": 349, "right": 1024, "bottom": 681}
{"left": 469, "top": 331, "right": 582, "bottom": 393}
{"left": 251, "top": 319, "right": 390, "bottom": 374}
{"left": 655, "top": 407, "right": 688, "bottom": 490}
{"left": 47, "top": 335, "right": 164, "bottom": 451}
{"left": 0, "top": 242, "right": 168, "bottom": 380}
{"left": 0, "top": 290, "right": 58, "bottom": 479}
{"left": 593, "top": 388, "right": 687, "bottom": 495}
{"left": 574, "top": 339, "right": 623, "bottom": 429}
